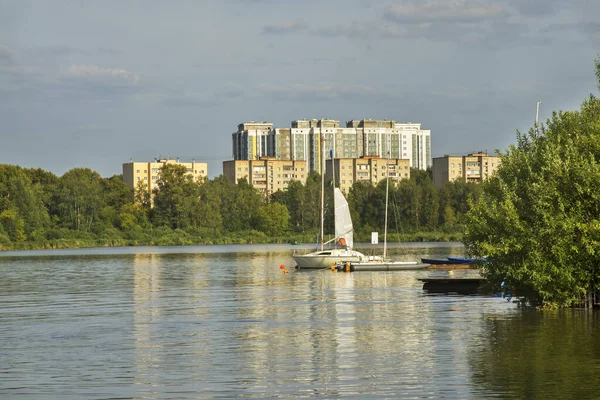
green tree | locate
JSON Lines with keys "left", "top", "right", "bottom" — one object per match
{"left": 396, "top": 178, "right": 421, "bottom": 231}
{"left": 0, "top": 209, "right": 26, "bottom": 242}
{"left": 253, "top": 202, "right": 290, "bottom": 237}
{"left": 53, "top": 168, "right": 104, "bottom": 232}
{"left": 151, "top": 164, "right": 202, "bottom": 230}
{"left": 0, "top": 165, "right": 50, "bottom": 239}
{"left": 271, "top": 180, "right": 305, "bottom": 232}
{"left": 464, "top": 59, "right": 600, "bottom": 308}
{"left": 197, "top": 178, "right": 223, "bottom": 231}
{"left": 348, "top": 181, "right": 378, "bottom": 234}
{"left": 418, "top": 175, "right": 439, "bottom": 230}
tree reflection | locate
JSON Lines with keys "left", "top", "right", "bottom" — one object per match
{"left": 470, "top": 310, "right": 600, "bottom": 398}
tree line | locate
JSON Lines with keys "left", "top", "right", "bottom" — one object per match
{"left": 0, "top": 162, "right": 482, "bottom": 249}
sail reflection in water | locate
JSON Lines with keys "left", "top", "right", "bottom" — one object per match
{"left": 1, "top": 244, "right": 599, "bottom": 399}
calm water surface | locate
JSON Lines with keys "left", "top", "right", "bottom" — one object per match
{"left": 1, "top": 243, "right": 599, "bottom": 399}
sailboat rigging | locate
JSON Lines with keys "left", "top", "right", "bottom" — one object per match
{"left": 292, "top": 137, "right": 366, "bottom": 269}
{"left": 342, "top": 134, "right": 429, "bottom": 271}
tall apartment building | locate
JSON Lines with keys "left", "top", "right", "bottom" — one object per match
{"left": 123, "top": 158, "right": 208, "bottom": 193}
{"left": 395, "top": 122, "right": 431, "bottom": 170}
{"left": 232, "top": 118, "right": 432, "bottom": 173}
{"left": 223, "top": 158, "right": 307, "bottom": 197}
{"left": 432, "top": 152, "right": 501, "bottom": 189}
{"left": 232, "top": 121, "right": 274, "bottom": 160}
{"left": 327, "top": 157, "right": 411, "bottom": 194}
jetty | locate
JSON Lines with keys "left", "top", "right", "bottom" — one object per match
{"left": 419, "top": 278, "right": 487, "bottom": 295}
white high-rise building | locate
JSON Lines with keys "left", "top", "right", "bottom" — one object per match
{"left": 394, "top": 122, "right": 432, "bottom": 170}
{"left": 230, "top": 119, "right": 432, "bottom": 173}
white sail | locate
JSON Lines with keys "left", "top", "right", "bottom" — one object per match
{"left": 334, "top": 188, "right": 353, "bottom": 249}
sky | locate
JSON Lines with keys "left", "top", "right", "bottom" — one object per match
{"left": 1, "top": 0, "right": 599, "bottom": 179}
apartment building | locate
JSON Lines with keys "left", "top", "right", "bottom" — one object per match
{"left": 122, "top": 158, "right": 208, "bottom": 192}
{"left": 326, "top": 157, "right": 411, "bottom": 194}
{"left": 432, "top": 152, "right": 501, "bottom": 189}
{"left": 395, "top": 122, "right": 431, "bottom": 170}
{"left": 232, "top": 118, "right": 432, "bottom": 173}
{"left": 231, "top": 121, "right": 274, "bottom": 161}
{"left": 222, "top": 158, "right": 307, "bottom": 197}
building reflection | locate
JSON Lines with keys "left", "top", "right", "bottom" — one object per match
{"left": 132, "top": 252, "right": 213, "bottom": 387}
{"left": 229, "top": 268, "right": 439, "bottom": 396}
{"left": 132, "top": 253, "right": 163, "bottom": 385}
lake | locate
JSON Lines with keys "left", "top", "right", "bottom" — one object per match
{"left": 1, "top": 243, "right": 599, "bottom": 399}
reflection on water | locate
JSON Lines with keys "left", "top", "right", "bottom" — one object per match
{"left": 470, "top": 310, "right": 600, "bottom": 399}
{"left": 1, "top": 243, "right": 599, "bottom": 399}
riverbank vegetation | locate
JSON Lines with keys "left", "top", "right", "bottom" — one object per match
{"left": 464, "top": 58, "right": 600, "bottom": 309}
{"left": 0, "top": 161, "right": 479, "bottom": 251}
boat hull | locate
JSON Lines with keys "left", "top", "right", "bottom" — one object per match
{"left": 421, "top": 258, "right": 454, "bottom": 265}
{"left": 421, "top": 257, "right": 475, "bottom": 265}
{"left": 293, "top": 249, "right": 365, "bottom": 269}
{"left": 339, "top": 261, "right": 430, "bottom": 272}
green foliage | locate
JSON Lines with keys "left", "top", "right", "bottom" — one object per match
{"left": 253, "top": 202, "right": 290, "bottom": 237}
{"left": 0, "top": 165, "right": 50, "bottom": 239}
{"left": 53, "top": 168, "right": 104, "bottom": 232}
{"left": 0, "top": 151, "right": 482, "bottom": 249}
{"left": 464, "top": 62, "right": 600, "bottom": 308}
{"left": 0, "top": 209, "right": 26, "bottom": 242}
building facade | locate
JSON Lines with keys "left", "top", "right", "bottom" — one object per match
{"left": 231, "top": 121, "right": 274, "bottom": 161}
{"left": 123, "top": 158, "right": 208, "bottom": 193}
{"left": 432, "top": 152, "right": 501, "bottom": 189}
{"left": 395, "top": 122, "right": 431, "bottom": 170}
{"left": 223, "top": 158, "right": 307, "bottom": 197}
{"left": 231, "top": 118, "right": 431, "bottom": 173}
{"left": 326, "top": 157, "right": 411, "bottom": 194}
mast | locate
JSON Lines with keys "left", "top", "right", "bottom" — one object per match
{"left": 331, "top": 147, "right": 336, "bottom": 248}
{"left": 383, "top": 133, "right": 390, "bottom": 260}
{"left": 319, "top": 133, "right": 325, "bottom": 251}
{"left": 535, "top": 101, "right": 542, "bottom": 134}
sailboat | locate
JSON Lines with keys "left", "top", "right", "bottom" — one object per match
{"left": 344, "top": 146, "right": 429, "bottom": 271}
{"left": 293, "top": 139, "right": 366, "bottom": 270}
{"left": 293, "top": 187, "right": 366, "bottom": 269}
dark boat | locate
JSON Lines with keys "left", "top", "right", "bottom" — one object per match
{"left": 446, "top": 257, "right": 475, "bottom": 264}
{"left": 420, "top": 257, "right": 474, "bottom": 265}
{"left": 421, "top": 257, "right": 456, "bottom": 265}
{"left": 419, "top": 278, "right": 487, "bottom": 295}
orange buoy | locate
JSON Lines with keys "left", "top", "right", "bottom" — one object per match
{"left": 283, "top": 269, "right": 289, "bottom": 274}
{"left": 279, "top": 264, "right": 285, "bottom": 269}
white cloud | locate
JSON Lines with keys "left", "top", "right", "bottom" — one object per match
{"left": 64, "top": 64, "right": 140, "bottom": 85}
{"left": 262, "top": 20, "right": 305, "bottom": 34}
{"left": 257, "top": 82, "right": 381, "bottom": 101}
{"left": 384, "top": 0, "right": 508, "bottom": 24}
{"left": 0, "top": 45, "right": 14, "bottom": 65}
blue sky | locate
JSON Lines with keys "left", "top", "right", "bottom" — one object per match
{"left": 1, "top": 0, "right": 599, "bottom": 178}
